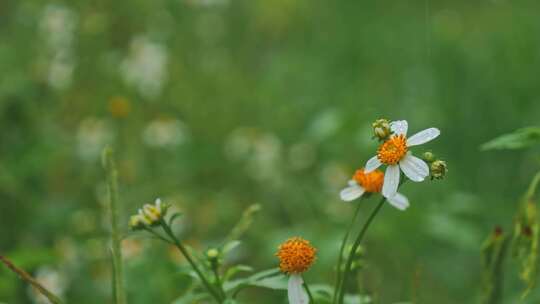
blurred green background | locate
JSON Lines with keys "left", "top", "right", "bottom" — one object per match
{"left": 1, "top": 0, "right": 540, "bottom": 303}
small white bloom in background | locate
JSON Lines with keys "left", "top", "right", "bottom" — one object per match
{"left": 288, "top": 142, "right": 317, "bottom": 171}
{"left": 339, "top": 168, "right": 410, "bottom": 211}
{"left": 224, "top": 127, "right": 283, "bottom": 185}
{"left": 364, "top": 120, "right": 440, "bottom": 199}
{"left": 121, "top": 36, "right": 168, "bottom": 99}
{"left": 307, "top": 109, "right": 342, "bottom": 142}
{"left": 39, "top": 4, "right": 77, "bottom": 90}
{"left": 28, "top": 267, "right": 67, "bottom": 304}
{"left": 76, "top": 118, "right": 114, "bottom": 161}
{"left": 142, "top": 118, "right": 187, "bottom": 148}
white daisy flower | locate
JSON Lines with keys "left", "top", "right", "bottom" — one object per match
{"left": 364, "top": 120, "right": 440, "bottom": 198}
{"left": 340, "top": 168, "right": 410, "bottom": 210}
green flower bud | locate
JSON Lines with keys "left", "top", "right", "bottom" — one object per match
{"left": 372, "top": 119, "right": 391, "bottom": 141}
{"left": 207, "top": 248, "right": 220, "bottom": 259}
{"left": 128, "top": 214, "right": 146, "bottom": 231}
{"left": 430, "top": 160, "right": 448, "bottom": 180}
{"left": 422, "top": 151, "right": 436, "bottom": 163}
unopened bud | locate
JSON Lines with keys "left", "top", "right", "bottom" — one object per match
{"left": 422, "top": 151, "right": 436, "bottom": 163}
{"left": 207, "top": 248, "right": 220, "bottom": 259}
{"left": 430, "top": 160, "right": 448, "bottom": 180}
{"left": 128, "top": 214, "right": 146, "bottom": 231}
{"left": 372, "top": 119, "right": 391, "bottom": 141}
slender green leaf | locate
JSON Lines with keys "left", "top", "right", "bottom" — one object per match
{"left": 481, "top": 127, "right": 540, "bottom": 150}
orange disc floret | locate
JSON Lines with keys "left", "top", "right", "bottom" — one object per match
{"left": 353, "top": 169, "right": 384, "bottom": 193}
{"left": 276, "top": 237, "right": 316, "bottom": 274}
{"left": 377, "top": 134, "right": 408, "bottom": 165}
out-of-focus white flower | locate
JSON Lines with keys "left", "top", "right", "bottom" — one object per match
{"left": 121, "top": 36, "right": 168, "bottom": 99}
{"left": 364, "top": 120, "right": 440, "bottom": 199}
{"left": 76, "top": 118, "right": 114, "bottom": 161}
{"left": 224, "top": 128, "right": 283, "bottom": 184}
{"left": 288, "top": 142, "right": 316, "bottom": 171}
{"left": 28, "top": 267, "right": 67, "bottom": 304}
{"left": 307, "top": 109, "right": 341, "bottom": 141}
{"left": 142, "top": 118, "right": 187, "bottom": 148}
{"left": 39, "top": 4, "right": 77, "bottom": 90}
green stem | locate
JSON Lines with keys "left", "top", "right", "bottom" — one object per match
{"left": 160, "top": 221, "right": 224, "bottom": 303}
{"left": 338, "top": 196, "right": 386, "bottom": 304}
{"left": 525, "top": 171, "right": 540, "bottom": 201}
{"left": 102, "top": 148, "right": 126, "bottom": 304}
{"left": 333, "top": 201, "right": 363, "bottom": 304}
{"left": 303, "top": 275, "right": 316, "bottom": 304}
{"left": 0, "top": 255, "right": 64, "bottom": 304}
{"left": 211, "top": 263, "right": 226, "bottom": 300}
{"left": 142, "top": 226, "right": 172, "bottom": 244}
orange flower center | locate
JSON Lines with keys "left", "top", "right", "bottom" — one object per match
{"left": 276, "top": 237, "right": 316, "bottom": 274}
{"left": 377, "top": 134, "right": 408, "bottom": 165}
{"left": 353, "top": 169, "right": 384, "bottom": 193}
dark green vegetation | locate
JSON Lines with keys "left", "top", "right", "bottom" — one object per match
{"left": 1, "top": 0, "right": 540, "bottom": 303}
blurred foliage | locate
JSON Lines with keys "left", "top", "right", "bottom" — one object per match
{"left": 481, "top": 127, "right": 540, "bottom": 151}
{"left": 480, "top": 227, "right": 508, "bottom": 304}
{"left": 1, "top": 0, "right": 540, "bottom": 303}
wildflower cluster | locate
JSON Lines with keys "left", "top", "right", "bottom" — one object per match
{"left": 341, "top": 119, "right": 447, "bottom": 210}
{"left": 129, "top": 198, "right": 169, "bottom": 230}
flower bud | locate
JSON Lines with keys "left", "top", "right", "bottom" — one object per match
{"left": 133, "top": 198, "right": 170, "bottom": 227}
{"left": 372, "top": 119, "right": 391, "bottom": 141}
{"left": 206, "top": 248, "right": 220, "bottom": 259}
{"left": 422, "top": 151, "right": 436, "bottom": 163}
{"left": 128, "top": 214, "right": 146, "bottom": 230}
{"left": 430, "top": 160, "right": 448, "bottom": 180}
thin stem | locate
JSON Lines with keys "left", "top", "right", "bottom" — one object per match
{"left": 525, "top": 171, "right": 540, "bottom": 201}
{"left": 160, "top": 221, "right": 224, "bottom": 303}
{"left": 303, "top": 275, "right": 316, "bottom": 304}
{"left": 142, "top": 226, "right": 172, "bottom": 244}
{"left": 332, "top": 201, "right": 363, "bottom": 304}
{"left": 102, "top": 148, "right": 126, "bottom": 304}
{"left": 338, "top": 196, "right": 386, "bottom": 304}
{"left": 0, "top": 255, "right": 64, "bottom": 304}
{"left": 211, "top": 263, "right": 226, "bottom": 300}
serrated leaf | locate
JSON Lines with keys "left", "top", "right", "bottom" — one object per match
{"left": 481, "top": 127, "right": 540, "bottom": 151}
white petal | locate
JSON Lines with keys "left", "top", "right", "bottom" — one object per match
{"left": 390, "top": 120, "right": 408, "bottom": 136}
{"left": 382, "top": 165, "right": 400, "bottom": 198}
{"left": 364, "top": 156, "right": 381, "bottom": 173}
{"left": 340, "top": 185, "right": 365, "bottom": 202}
{"left": 399, "top": 154, "right": 429, "bottom": 182}
{"left": 288, "top": 274, "right": 309, "bottom": 304}
{"left": 407, "top": 128, "right": 440, "bottom": 146}
{"left": 387, "top": 192, "right": 410, "bottom": 210}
